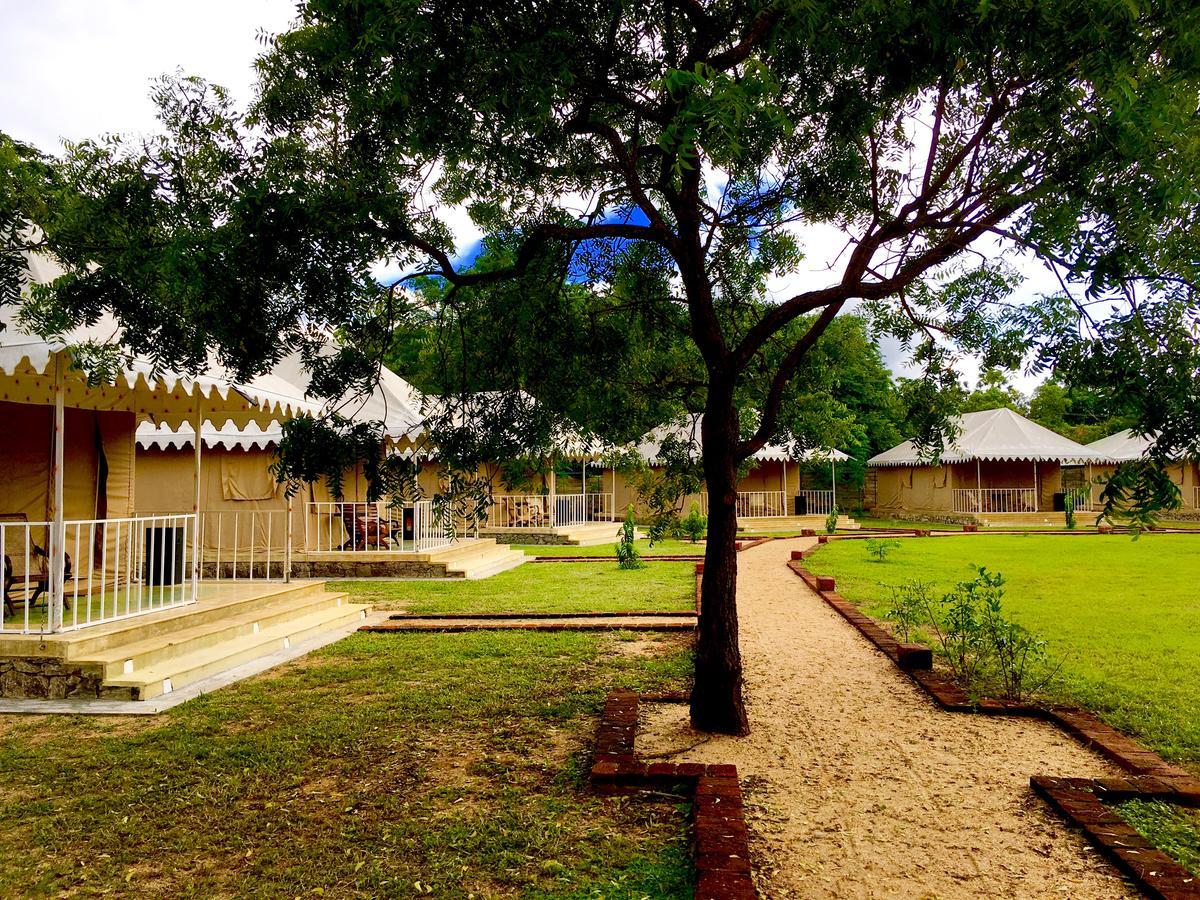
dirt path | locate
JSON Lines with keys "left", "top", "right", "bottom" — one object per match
{"left": 639, "top": 537, "right": 1133, "bottom": 899}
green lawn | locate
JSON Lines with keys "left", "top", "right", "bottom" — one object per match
{"left": 333, "top": 560, "right": 697, "bottom": 615}
{"left": 0, "top": 628, "right": 694, "bottom": 897}
{"left": 806, "top": 534, "right": 1200, "bottom": 767}
{"left": 519, "top": 539, "right": 705, "bottom": 557}
{"left": 1120, "top": 799, "right": 1200, "bottom": 876}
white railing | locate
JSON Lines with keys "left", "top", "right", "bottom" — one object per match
{"left": 1065, "top": 487, "right": 1096, "bottom": 513}
{"left": 953, "top": 488, "right": 1039, "bottom": 514}
{"left": 199, "top": 510, "right": 292, "bottom": 581}
{"left": 795, "top": 490, "right": 836, "bottom": 516}
{"left": 701, "top": 491, "right": 791, "bottom": 518}
{"left": 3, "top": 514, "right": 198, "bottom": 635}
{"left": 305, "top": 501, "right": 453, "bottom": 553}
{"left": 487, "top": 495, "right": 552, "bottom": 528}
{"left": 486, "top": 493, "right": 615, "bottom": 528}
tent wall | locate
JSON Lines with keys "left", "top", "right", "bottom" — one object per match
{"left": 0, "top": 399, "right": 134, "bottom": 526}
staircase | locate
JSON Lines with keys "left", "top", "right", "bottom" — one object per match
{"left": 427, "top": 540, "right": 529, "bottom": 579}
{"left": 41, "top": 581, "right": 369, "bottom": 701}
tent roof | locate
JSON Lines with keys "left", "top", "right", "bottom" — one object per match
{"left": 2, "top": 249, "right": 321, "bottom": 427}
{"left": 868, "top": 407, "right": 1106, "bottom": 467}
{"left": 137, "top": 419, "right": 283, "bottom": 452}
{"left": 1083, "top": 429, "right": 1183, "bottom": 462}
{"left": 636, "top": 414, "right": 849, "bottom": 465}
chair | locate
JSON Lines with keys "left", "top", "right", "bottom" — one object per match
{"left": 4, "top": 542, "right": 72, "bottom": 619}
{"left": 339, "top": 503, "right": 401, "bottom": 551}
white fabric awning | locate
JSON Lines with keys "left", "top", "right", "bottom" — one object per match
{"left": 1084, "top": 429, "right": 1180, "bottom": 462}
{"left": 868, "top": 407, "right": 1106, "bottom": 467}
{"left": 636, "top": 413, "right": 849, "bottom": 465}
{"left": 136, "top": 419, "right": 283, "bottom": 451}
{"left": 3, "top": 249, "right": 322, "bottom": 427}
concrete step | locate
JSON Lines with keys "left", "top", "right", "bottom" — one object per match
{"left": 561, "top": 522, "right": 624, "bottom": 546}
{"left": 99, "top": 601, "right": 370, "bottom": 700}
{"left": 60, "top": 581, "right": 334, "bottom": 661}
{"left": 451, "top": 548, "right": 529, "bottom": 580}
{"left": 82, "top": 590, "right": 354, "bottom": 679}
{"left": 425, "top": 539, "right": 501, "bottom": 563}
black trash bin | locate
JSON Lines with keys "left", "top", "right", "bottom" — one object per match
{"left": 794, "top": 494, "right": 808, "bottom": 516}
{"left": 144, "top": 526, "right": 185, "bottom": 585}
{"left": 1052, "top": 492, "right": 1066, "bottom": 512}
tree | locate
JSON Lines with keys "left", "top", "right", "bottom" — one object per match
{"left": 1028, "top": 379, "right": 1133, "bottom": 445}
{"left": 962, "top": 367, "right": 1027, "bottom": 415}
{"left": 5, "top": 1, "right": 1200, "bottom": 734}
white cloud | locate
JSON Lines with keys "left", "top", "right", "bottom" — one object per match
{"left": 0, "top": 0, "right": 296, "bottom": 151}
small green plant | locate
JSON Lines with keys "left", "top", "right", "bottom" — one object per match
{"left": 681, "top": 501, "right": 707, "bottom": 543}
{"left": 865, "top": 538, "right": 900, "bottom": 562}
{"left": 884, "top": 579, "right": 936, "bottom": 642}
{"left": 1064, "top": 491, "right": 1076, "bottom": 530}
{"left": 615, "top": 506, "right": 645, "bottom": 569}
{"left": 825, "top": 504, "right": 839, "bottom": 535}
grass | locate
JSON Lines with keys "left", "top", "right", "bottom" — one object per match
{"left": 1119, "top": 799, "right": 1200, "bottom": 875}
{"left": 332, "top": 561, "right": 697, "bottom": 615}
{"left": 0, "top": 627, "right": 695, "bottom": 897}
{"left": 805, "top": 534, "right": 1200, "bottom": 768}
{"left": 519, "top": 540, "right": 705, "bottom": 557}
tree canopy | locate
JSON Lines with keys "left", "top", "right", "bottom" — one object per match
{"left": 3, "top": 0, "right": 1199, "bottom": 733}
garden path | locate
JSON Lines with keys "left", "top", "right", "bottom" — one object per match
{"left": 639, "top": 537, "right": 1134, "bottom": 899}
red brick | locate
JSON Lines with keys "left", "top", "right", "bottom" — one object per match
{"left": 705, "top": 763, "right": 739, "bottom": 778}
{"left": 695, "top": 871, "right": 756, "bottom": 900}
{"left": 816, "top": 576, "right": 836, "bottom": 591}
{"left": 696, "top": 852, "right": 752, "bottom": 874}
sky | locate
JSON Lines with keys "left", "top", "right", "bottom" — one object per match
{"left": 2, "top": 0, "right": 1049, "bottom": 394}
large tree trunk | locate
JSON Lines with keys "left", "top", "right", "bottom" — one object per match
{"left": 690, "top": 390, "right": 750, "bottom": 735}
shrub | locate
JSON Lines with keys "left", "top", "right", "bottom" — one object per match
{"left": 681, "top": 501, "right": 707, "bottom": 543}
{"left": 614, "top": 506, "right": 645, "bottom": 569}
{"left": 884, "top": 579, "right": 936, "bottom": 643}
{"left": 1064, "top": 491, "right": 1076, "bottom": 530}
{"left": 825, "top": 505, "right": 839, "bottom": 535}
{"left": 865, "top": 538, "right": 900, "bottom": 562}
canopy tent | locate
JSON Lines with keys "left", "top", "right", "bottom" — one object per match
{"left": 1085, "top": 430, "right": 1165, "bottom": 462}
{"left": 634, "top": 413, "right": 849, "bottom": 465}
{"left": 1, "top": 249, "right": 322, "bottom": 631}
{"left": 2, "top": 251, "right": 322, "bottom": 430}
{"left": 868, "top": 408, "right": 1105, "bottom": 467}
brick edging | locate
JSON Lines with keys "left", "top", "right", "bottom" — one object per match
{"left": 788, "top": 547, "right": 1200, "bottom": 897}
{"left": 1032, "top": 777, "right": 1200, "bottom": 898}
{"left": 532, "top": 554, "right": 706, "bottom": 562}
{"left": 385, "top": 610, "right": 698, "bottom": 620}
{"left": 361, "top": 620, "right": 694, "bottom": 633}
{"left": 591, "top": 691, "right": 757, "bottom": 899}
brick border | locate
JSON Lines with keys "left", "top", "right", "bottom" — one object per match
{"left": 789, "top": 545, "right": 1200, "bottom": 897}
{"left": 591, "top": 691, "right": 756, "bottom": 899}
{"left": 382, "top": 610, "right": 697, "bottom": 620}
{"left": 1032, "top": 777, "right": 1200, "bottom": 898}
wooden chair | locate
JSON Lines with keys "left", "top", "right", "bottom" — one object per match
{"left": 4, "top": 539, "right": 72, "bottom": 619}
{"left": 339, "top": 503, "right": 401, "bottom": 551}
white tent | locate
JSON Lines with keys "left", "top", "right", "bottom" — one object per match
{"left": 868, "top": 408, "right": 1104, "bottom": 467}
{"left": 1085, "top": 430, "right": 1166, "bottom": 462}
{"left": 635, "top": 413, "right": 849, "bottom": 464}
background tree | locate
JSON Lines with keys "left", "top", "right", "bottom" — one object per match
{"left": 4, "top": 1, "right": 1200, "bottom": 734}
{"left": 962, "top": 367, "right": 1027, "bottom": 415}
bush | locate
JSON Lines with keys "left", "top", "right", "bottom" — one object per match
{"left": 681, "top": 501, "right": 707, "bottom": 543}
{"left": 1064, "top": 492, "right": 1076, "bottom": 530}
{"left": 825, "top": 505, "right": 839, "bottom": 535}
{"left": 865, "top": 538, "right": 900, "bottom": 562}
{"left": 883, "top": 567, "right": 1057, "bottom": 702}
{"left": 884, "top": 579, "right": 935, "bottom": 643}
{"left": 614, "top": 506, "right": 645, "bottom": 569}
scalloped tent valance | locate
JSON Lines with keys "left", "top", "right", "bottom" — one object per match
{"left": 868, "top": 408, "right": 1115, "bottom": 468}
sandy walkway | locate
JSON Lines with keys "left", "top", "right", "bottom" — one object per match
{"left": 639, "top": 537, "right": 1134, "bottom": 899}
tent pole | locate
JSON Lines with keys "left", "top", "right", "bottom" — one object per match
{"left": 48, "top": 352, "right": 66, "bottom": 632}
{"left": 548, "top": 465, "right": 556, "bottom": 528}
{"left": 1034, "top": 461, "right": 1039, "bottom": 512}
{"left": 611, "top": 466, "right": 617, "bottom": 520}
{"left": 976, "top": 459, "right": 982, "bottom": 515}
{"left": 192, "top": 386, "right": 203, "bottom": 592}
{"left": 781, "top": 459, "right": 788, "bottom": 517}
{"left": 582, "top": 460, "right": 587, "bottom": 519}
{"left": 831, "top": 460, "right": 837, "bottom": 513}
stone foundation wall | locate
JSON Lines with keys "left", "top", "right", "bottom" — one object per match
{"left": 867, "top": 509, "right": 977, "bottom": 526}
{"left": 477, "top": 530, "right": 573, "bottom": 546}
{"left": 289, "top": 560, "right": 455, "bottom": 579}
{"left": 0, "top": 656, "right": 105, "bottom": 700}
